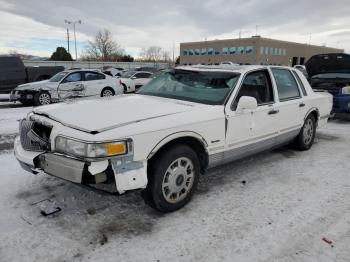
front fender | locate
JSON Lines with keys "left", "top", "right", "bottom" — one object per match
{"left": 147, "top": 131, "right": 209, "bottom": 159}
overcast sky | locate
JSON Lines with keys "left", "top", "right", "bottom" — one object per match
{"left": 0, "top": 0, "right": 349, "bottom": 58}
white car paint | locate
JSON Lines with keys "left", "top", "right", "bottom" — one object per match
{"left": 14, "top": 65, "right": 333, "bottom": 207}
{"left": 119, "top": 71, "right": 153, "bottom": 93}
{"left": 11, "top": 69, "right": 123, "bottom": 104}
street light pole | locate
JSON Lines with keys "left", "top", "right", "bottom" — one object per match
{"left": 64, "top": 20, "right": 70, "bottom": 53}
{"left": 64, "top": 19, "right": 82, "bottom": 60}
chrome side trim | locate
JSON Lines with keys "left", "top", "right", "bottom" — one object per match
{"left": 228, "top": 131, "right": 278, "bottom": 148}
{"left": 208, "top": 129, "right": 299, "bottom": 169}
{"left": 280, "top": 124, "right": 301, "bottom": 133}
{"left": 209, "top": 146, "right": 225, "bottom": 152}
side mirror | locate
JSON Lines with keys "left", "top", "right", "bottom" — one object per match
{"left": 131, "top": 76, "right": 137, "bottom": 79}
{"left": 236, "top": 96, "right": 258, "bottom": 113}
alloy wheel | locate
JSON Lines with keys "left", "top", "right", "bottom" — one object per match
{"left": 162, "top": 157, "right": 195, "bottom": 204}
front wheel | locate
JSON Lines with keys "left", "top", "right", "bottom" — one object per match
{"left": 142, "top": 145, "right": 200, "bottom": 212}
{"left": 294, "top": 114, "right": 316, "bottom": 150}
{"left": 34, "top": 91, "right": 51, "bottom": 106}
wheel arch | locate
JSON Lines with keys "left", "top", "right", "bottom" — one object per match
{"left": 147, "top": 132, "right": 209, "bottom": 173}
{"left": 304, "top": 107, "right": 319, "bottom": 125}
{"left": 100, "top": 86, "right": 115, "bottom": 96}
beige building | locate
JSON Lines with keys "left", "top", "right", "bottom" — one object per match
{"left": 180, "top": 36, "right": 343, "bottom": 66}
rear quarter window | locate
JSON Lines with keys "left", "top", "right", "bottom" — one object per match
{"left": 292, "top": 70, "right": 307, "bottom": 96}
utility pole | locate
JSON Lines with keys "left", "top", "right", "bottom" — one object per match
{"left": 64, "top": 20, "right": 70, "bottom": 53}
{"left": 255, "top": 25, "right": 258, "bottom": 36}
{"left": 65, "top": 19, "right": 82, "bottom": 60}
{"left": 172, "top": 43, "right": 175, "bottom": 65}
{"left": 66, "top": 28, "right": 70, "bottom": 53}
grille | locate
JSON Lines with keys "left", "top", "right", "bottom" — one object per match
{"left": 20, "top": 119, "right": 51, "bottom": 151}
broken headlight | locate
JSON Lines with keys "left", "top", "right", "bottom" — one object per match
{"left": 55, "top": 136, "right": 128, "bottom": 159}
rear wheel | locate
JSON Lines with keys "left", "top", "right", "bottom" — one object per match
{"left": 101, "top": 87, "right": 115, "bottom": 97}
{"left": 294, "top": 114, "right": 316, "bottom": 150}
{"left": 142, "top": 145, "right": 200, "bottom": 212}
{"left": 34, "top": 91, "right": 51, "bottom": 106}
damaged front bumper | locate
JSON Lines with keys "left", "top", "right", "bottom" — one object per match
{"left": 14, "top": 137, "right": 148, "bottom": 194}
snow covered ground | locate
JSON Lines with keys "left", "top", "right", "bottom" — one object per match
{"left": 0, "top": 103, "right": 350, "bottom": 261}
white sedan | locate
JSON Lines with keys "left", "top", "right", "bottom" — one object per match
{"left": 10, "top": 69, "right": 123, "bottom": 106}
{"left": 14, "top": 65, "right": 332, "bottom": 212}
{"left": 118, "top": 71, "right": 153, "bottom": 93}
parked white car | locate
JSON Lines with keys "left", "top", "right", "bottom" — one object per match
{"left": 103, "top": 67, "right": 125, "bottom": 77}
{"left": 14, "top": 65, "right": 332, "bottom": 212}
{"left": 119, "top": 71, "right": 153, "bottom": 93}
{"left": 10, "top": 69, "right": 123, "bottom": 106}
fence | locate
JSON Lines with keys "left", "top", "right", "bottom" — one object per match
{"left": 22, "top": 60, "right": 170, "bottom": 70}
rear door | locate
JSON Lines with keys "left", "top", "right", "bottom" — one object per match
{"left": 57, "top": 72, "right": 84, "bottom": 100}
{"left": 82, "top": 71, "right": 106, "bottom": 96}
{"left": 270, "top": 68, "right": 306, "bottom": 144}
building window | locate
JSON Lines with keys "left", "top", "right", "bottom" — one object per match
{"left": 207, "top": 48, "right": 214, "bottom": 55}
{"left": 278, "top": 48, "right": 282, "bottom": 56}
{"left": 274, "top": 48, "right": 278, "bottom": 55}
{"left": 265, "top": 47, "right": 269, "bottom": 55}
{"left": 222, "top": 47, "right": 229, "bottom": 55}
{"left": 229, "top": 47, "right": 236, "bottom": 54}
{"left": 215, "top": 48, "right": 221, "bottom": 55}
{"left": 201, "top": 48, "right": 207, "bottom": 55}
{"left": 182, "top": 49, "right": 188, "bottom": 56}
{"left": 194, "top": 49, "right": 200, "bottom": 55}
{"left": 260, "top": 46, "right": 264, "bottom": 55}
{"left": 246, "top": 46, "right": 253, "bottom": 55}
{"left": 189, "top": 49, "right": 194, "bottom": 56}
{"left": 283, "top": 49, "right": 287, "bottom": 56}
{"left": 238, "top": 46, "right": 244, "bottom": 54}
{"left": 270, "top": 47, "right": 274, "bottom": 55}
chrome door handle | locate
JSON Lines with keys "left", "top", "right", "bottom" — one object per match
{"left": 268, "top": 109, "right": 279, "bottom": 115}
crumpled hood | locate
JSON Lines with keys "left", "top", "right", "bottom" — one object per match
{"left": 33, "top": 95, "right": 204, "bottom": 133}
{"left": 16, "top": 80, "right": 57, "bottom": 91}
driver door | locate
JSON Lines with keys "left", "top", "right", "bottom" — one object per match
{"left": 224, "top": 69, "right": 278, "bottom": 163}
{"left": 58, "top": 72, "right": 84, "bottom": 100}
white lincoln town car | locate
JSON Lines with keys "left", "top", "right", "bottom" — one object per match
{"left": 14, "top": 65, "right": 333, "bottom": 212}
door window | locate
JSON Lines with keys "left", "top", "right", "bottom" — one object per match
{"left": 134, "top": 73, "right": 152, "bottom": 78}
{"left": 271, "top": 68, "right": 301, "bottom": 101}
{"left": 233, "top": 70, "right": 274, "bottom": 109}
{"left": 63, "top": 72, "right": 81, "bottom": 83}
{"left": 84, "top": 72, "right": 105, "bottom": 81}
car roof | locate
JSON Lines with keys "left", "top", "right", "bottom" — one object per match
{"left": 176, "top": 65, "right": 294, "bottom": 74}
{"left": 64, "top": 69, "right": 104, "bottom": 73}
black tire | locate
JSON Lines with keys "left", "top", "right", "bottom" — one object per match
{"left": 294, "top": 114, "right": 316, "bottom": 150}
{"left": 142, "top": 145, "right": 200, "bottom": 212}
{"left": 34, "top": 91, "right": 51, "bottom": 106}
{"left": 101, "top": 87, "right": 115, "bottom": 97}
{"left": 20, "top": 99, "right": 33, "bottom": 107}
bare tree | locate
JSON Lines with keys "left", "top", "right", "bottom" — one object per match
{"left": 83, "top": 29, "right": 124, "bottom": 61}
{"left": 140, "top": 46, "right": 165, "bottom": 62}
